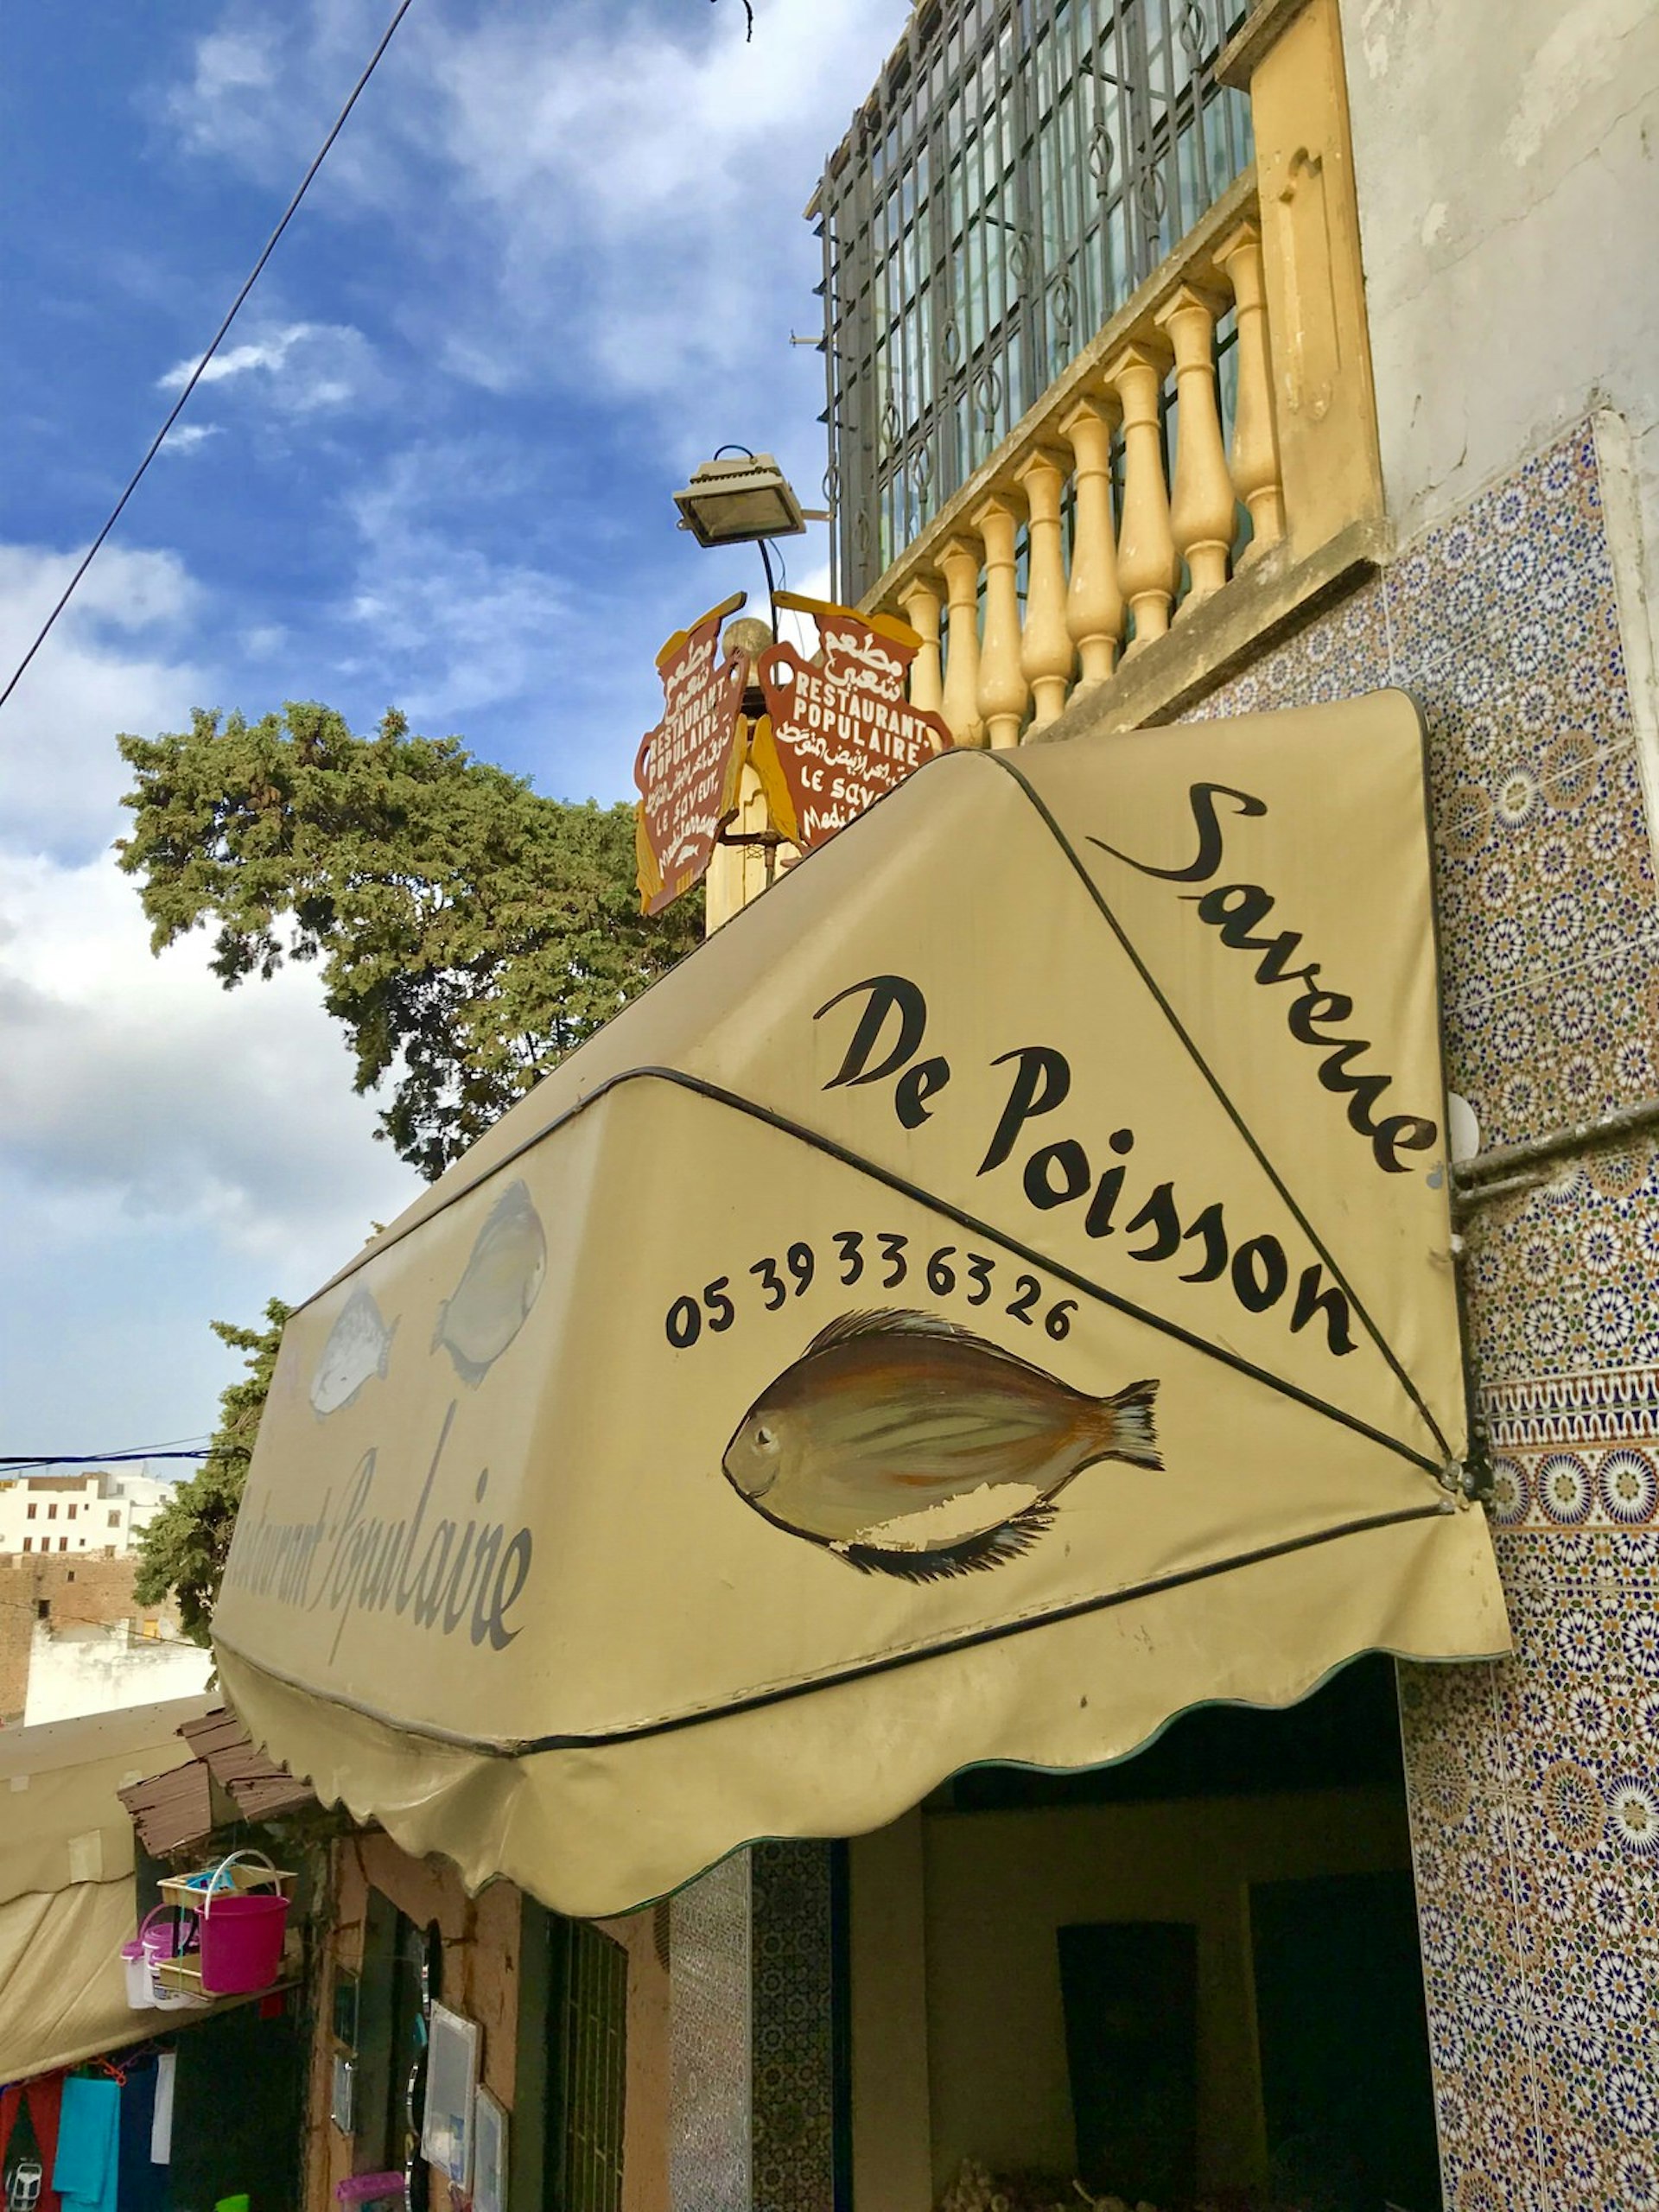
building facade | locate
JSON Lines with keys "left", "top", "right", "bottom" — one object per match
{"left": 0, "top": 1551, "right": 196, "bottom": 1726}
{"left": 183, "top": 3, "right": 1659, "bottom": 2210}
{"left": 779, "top": 1, "right": 1659, "bottom": 2206}
{"left": 0, "top": 1467, "right": 174, "bottom": 1558}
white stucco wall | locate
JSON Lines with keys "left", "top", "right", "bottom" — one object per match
{"left": 1342, "top": 0, "right": 1659, "bottom": 678}
{"left": 22, "top": 1623, "right": 213, "bottom": 1726}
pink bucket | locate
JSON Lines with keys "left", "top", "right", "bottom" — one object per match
{"left": 137, "top": 1904, "right": 204, "bottom": 2011}
{"left": 200, "top": 1887, "right": 289, "bottom": 1994}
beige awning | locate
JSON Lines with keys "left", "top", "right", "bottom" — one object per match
{"left": 0, "top": 1696, "right": 213, "bottom": 2082}
{"left": 214, "top": 697, "right": 1509, "bottom": 1916}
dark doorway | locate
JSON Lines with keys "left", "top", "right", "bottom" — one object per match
{"left": 1251, "top": 1871, "right": 1442, "bottom": 2212}
{"left": 1057, "top": 1920, "right": 1198, "bottom": 2205}
{"left": 910, "top": 1656, "right": 1444, "bottom": 2207}
{"left": 172, "top": 1993, "right": 306, "bottom": 2212}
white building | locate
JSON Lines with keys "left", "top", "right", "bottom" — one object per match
{"left": 0, "top": 1469, "right": 175, "bottom": 1559}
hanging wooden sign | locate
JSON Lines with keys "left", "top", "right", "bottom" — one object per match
{"left": 633, "top": 592, "right": 751, "bottom": 913}
{"left": 753, "top": 593, "right": 953, "bottom": 850}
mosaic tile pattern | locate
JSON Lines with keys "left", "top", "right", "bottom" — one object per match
{"left": 1186, "top": 417, "right": 1659, "bottom": 2212}
{"left": 1399, "top": 1524, "right": 1659, "bottom": 2212}
{"left": 1462, "top": 1141, "right": 1659, "bottom": 1391}
{"left": 751, "top": 1843, "right": 837, "bottom": 2212}
{"left": 670, "top": 1851, "right": 753, "bottom": 2212}
{"left": 1188, "top": 423, "right": 1652, "bottom": 1161}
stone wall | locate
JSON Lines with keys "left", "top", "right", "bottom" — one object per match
{"left": 0, "top": 1551, "right": 170, "bottom": 1721}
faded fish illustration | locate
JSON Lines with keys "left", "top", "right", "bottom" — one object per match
{"left": 721, "top": 1309, "right": 1160, "bottom": 1578}
{"left": 309, "top": 1287, "right": 397, "bottom": 1417}
{"left": 433, "top": 1179, "right": 547, "bottom": 1386}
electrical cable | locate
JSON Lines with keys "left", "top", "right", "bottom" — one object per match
{"left": 7, "top": 1430, "right": 209, "bottom": 1461}
{"left": 0, "top": 1450, "right": 211, "bottom": 1471}
{"left": 0, "top": 0, "right": 417, "bottom": 716}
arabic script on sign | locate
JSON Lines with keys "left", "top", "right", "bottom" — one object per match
{"left": 634, "top": 593, "right": 749, "bottom": 913}
{"left": 755, "top": 599, "right": 952, "bottom": 850}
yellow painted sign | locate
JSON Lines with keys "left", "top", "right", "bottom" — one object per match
{"left": 214, "top": 696, "right": 1508, "bottom": 1915}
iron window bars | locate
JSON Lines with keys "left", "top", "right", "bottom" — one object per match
{"left": 550, "top": 1918, "right": 629, "bottom": 2212}
{"left": 814, "top": 0, "right": 1253, "bottom": 602}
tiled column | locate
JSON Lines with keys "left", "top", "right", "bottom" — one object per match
{"left": 670, "top": 1852, "right": 753, "bottom": 2211}
{"left": 751, "top": 1843, "right": 839, "bottom": 2212}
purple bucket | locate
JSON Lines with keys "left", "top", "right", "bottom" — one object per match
{"left": 199, "top": 1889, "right": 289, "bottom": 1994}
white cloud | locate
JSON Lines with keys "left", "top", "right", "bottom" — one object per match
{"left": 156, "top": 320, "right": 380, "bottom": 415}
{"left": 334, "top": 439, "right": 572, "bottom": 724}
{"left": 0, "top": 851, "right": 416, "bottom": 1276}
{"left": 162, "top": 0, "right": 906, "bottom": 436}
{"left": 0, "top": 523, "right": 422, "bottom": 1447}
{"left": 188, "top": 21, "right": 279, "bottom": 104}
{"left": 421, "top": 0, "right": 906, "bottom": 420}
{"left": 0, "top": 849, "right": 420, "bottom": 1452}
{"left": 158, "top": 423, "right": 222, "bottom": 454}
{"left": 0, "top": 542, "right": 208, "bottom": 858}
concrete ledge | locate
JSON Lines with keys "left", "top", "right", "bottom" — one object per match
{"left": 1023, "top": 513, "right": 1392, "bottom": 747}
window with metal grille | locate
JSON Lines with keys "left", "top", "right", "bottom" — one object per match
{"left": 549, "top": 1919, "right": 629, "bottom": 2212}
{"left": 814, "top": 0, "right": 1252, "bottom": 601}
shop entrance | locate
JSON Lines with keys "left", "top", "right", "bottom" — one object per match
{"left": 847, "top": 1656, "right": 1441, "bottom": 2212}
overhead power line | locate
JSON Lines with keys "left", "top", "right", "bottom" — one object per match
{"left": 0, "top": 0, "right": 416, "bottom": 716}
{"left": 0, "top": 1451, "right": 211, "bottom": 1471}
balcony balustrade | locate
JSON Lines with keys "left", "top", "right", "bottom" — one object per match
{"left": 861, "top": 0, "right": 1383, "bottom": 748}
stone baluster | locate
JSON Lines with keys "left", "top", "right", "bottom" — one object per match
{"left": 1215, "top": 219, "right": 1285, "bottom": 558}
{"left": 971, "top": 493, "right": 1028, "bottom": 748}
{"left": 1012, "top": 448, "right": 1074, "bottom": 732}
{"left": 1058, "top": 394, "right": 1124, "bottom": 692}
{"left": 896, "top": 578, "right": 944, "bottom": 715}
{"left": 1155, "top": 283, "right": 1236, "bottom": 614}
{"left": 937, "top": 537, "right": 985, "bottom": 747}
{"left": 1106, "top": 341, "right": 1179, "bottom": 653}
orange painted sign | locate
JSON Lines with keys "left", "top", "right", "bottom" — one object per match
{"left": 634, "top": 593, "right": 750, "bottom": 914}
{"left": 754, "top": 595, "right": 952, "bottom": 850}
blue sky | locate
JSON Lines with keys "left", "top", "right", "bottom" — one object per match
{"left": 0, "top": 0, "right": 906, "bottom": 1458}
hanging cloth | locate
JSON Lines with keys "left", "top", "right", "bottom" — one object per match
{"left": 148, "top": 2056, "right": 175, "bottom": 2167}
{"left": 50, "top": 2080, "right": 117, "bottom": 2212}
{"left": 116, "top": 2063, "right": 165, "bottom": 2212}
{"left": 2, "top": 2075, "right": 63, "bottom": 2212}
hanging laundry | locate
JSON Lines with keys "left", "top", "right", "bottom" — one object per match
{"left": 2, "top": 2076, "right": 62, "bottom": 2212}
{"left": 148, "top": 2056, "right": 174, "bottom": 2167}
{"left": 51, "top": 2080, "right": 118, "bottom": 2212}
{"left": 116, "top": 2062, "right": 165, "bottom": 2212}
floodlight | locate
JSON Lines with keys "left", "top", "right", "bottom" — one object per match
{"left": 673, "top": 454, "right": 807, "bottom": 547}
